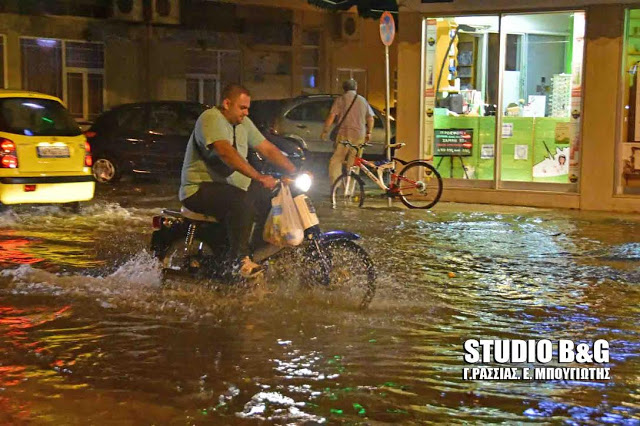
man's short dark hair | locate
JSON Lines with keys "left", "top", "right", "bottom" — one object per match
{"left": 342, "top": 79, "right": 357, "bottom": 92}
{"left": 221, "top": 84, "right": 251, "bottom": 102}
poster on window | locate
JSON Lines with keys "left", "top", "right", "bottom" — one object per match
{"left": 514, "top": 145, "right": 529, "bottom": 160}
{"left": 502, "top": 123, "right": 513, "bottom": 138}
{"left": 533, "top": 146, "right": 570, "bottom": 177}
{"left": 422, "top": 19, "right": 437, "bottom": 161}
{"left": 554, "top": 122, "right": 571, "bottom": 144}
{"left": 481, "top": 144, "right": 494, "bottom": 159}
{"left": 434, "top": 129, "right": 473, "bottom": 156}
{"left": 568, "top": 12, "right": 585, "bottom": 183}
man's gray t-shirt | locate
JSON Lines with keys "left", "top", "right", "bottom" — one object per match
{"left": 179, "top": 107, "right": 264, "bottom": 200}
{"left": 330, "top": 90, "right": 374, "bottom": 142}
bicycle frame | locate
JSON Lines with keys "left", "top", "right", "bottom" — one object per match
{"left": 337, "top": 140, "right": 433, "bottom": 197}
{"left": 348, "top": 156, "right": 395, "bottom": 192}
{"left": 333, "top": 140, "right": 444, "bottom": 210}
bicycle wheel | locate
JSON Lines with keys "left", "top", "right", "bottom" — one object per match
{"left": 396, "top": 161, "right": 443, "bottom": 209}
{"left": 331, "top": 172, "right": 365, "bottom": 209}
{"left": 302, "top": 239, "right": 377, "bottom": 309}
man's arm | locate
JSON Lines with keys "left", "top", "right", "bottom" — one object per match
{"left": 365, "top": 115, "right": 374, "bottom": 142}
{"left": 321, "top": 112, "right": 337, "bottom": 141}
{"left": 254, "top": 139, "right": 297, "bottom": 175}
{"left": 211, "top": 140, "right": 277, "bottom": 188}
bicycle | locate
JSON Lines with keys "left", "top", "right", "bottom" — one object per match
{"left": 330, "top": 141, "right": 443, "bottom": 209}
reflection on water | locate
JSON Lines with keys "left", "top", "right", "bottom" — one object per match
{"left": 0, "top": 195, "right": 639, "bottom": 424}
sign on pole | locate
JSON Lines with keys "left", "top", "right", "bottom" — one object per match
{"left": 380, "top": 11, "right": 395, "bottom": 166}
{"left": 379, "top": 11, "right": 395, "bottom": 46}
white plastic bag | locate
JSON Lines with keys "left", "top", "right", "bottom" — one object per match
{"left": 263, "top": 183, "right": 305, "bottom": 247}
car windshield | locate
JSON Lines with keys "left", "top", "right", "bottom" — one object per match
{"left": 0, "top": 97, "right": 82, "bottom": 136}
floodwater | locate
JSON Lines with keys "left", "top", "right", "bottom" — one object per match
{"left": 0, "top": 179, "right": 639, "bottom": 425}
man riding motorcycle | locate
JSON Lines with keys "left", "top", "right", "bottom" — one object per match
{"left": 179, "top": 84, "right": 296, "bottom": 279}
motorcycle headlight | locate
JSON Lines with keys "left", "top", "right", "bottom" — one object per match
{"left": 294, "top": 173, "right": 313, "bottom": 192}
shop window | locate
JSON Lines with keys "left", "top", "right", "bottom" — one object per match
{"left": 21, "top": 38, "right": 63, "bottom": 99}
{"left": 245, "top": 50, "right": 291, "bottom": 84}
{"left": 500, "top": 13, "right": 583, "bottom": 186}
{"left": 65, "top": 41, "right": 104, "bottom": 121}
{"left": 505, "top": 34, "right": 522, "bottom": 71}
{"left": 14, "top": 0, "right": 109, "bottom": 18}
{"left": 0, "top": 35, "right": 5, "bottom": 88}
{"left": 186, "top": 49, "right": 241, "bottom": 105}
{"left": 422, "top": 12, "right": 584, "bottom": 188}
{"left": 187, "top": 77, "right": 218, "bottom": 107}
{"left": 246, "top": 22, "right": 292, "bottom": 46}
{"left": 335, "top": 68, "right": 367, "bottom": 97}
{"left": 302, "top": 30, "right": 321, "bottom": 92}
{"left": 220, "top": 51, "right": 241, "bottom": 87}
{"left": 423, "top": 17, "right": 499, "bottom": 181}
{"left": 621, "top": 9, "right": 640, "bottom": 195}
{"left": 21, "top": 38, "right": 104, "bottom": 122}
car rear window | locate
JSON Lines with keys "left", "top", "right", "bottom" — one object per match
{"left": 249, "top": 100, "right": 282, "bottom": 130}
{"left": 0, "top": 97, "right": 82, "bottom": 136}
{"left": 285, "top": 100, "right": 332, "bottom": 122}
{"left": 149, "top": 103, "right": 203, "bottom": 136}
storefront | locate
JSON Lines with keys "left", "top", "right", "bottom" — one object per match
{"left": 397, "top": 1, "right": 640, "bottom": 212}
{"left": 621, "top": 8, "right": 640, "bottom": 196}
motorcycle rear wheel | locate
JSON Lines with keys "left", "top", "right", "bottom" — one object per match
{"left": 159, "top": 237, "right": 216, "bottom": 279}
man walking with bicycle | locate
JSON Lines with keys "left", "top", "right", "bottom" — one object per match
{"left": 321, "top": 79, "right": 375, "bottom": 186}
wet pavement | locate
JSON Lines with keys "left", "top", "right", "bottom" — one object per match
{"left": 0, "top": 176, "right": 639, "bottom": 424}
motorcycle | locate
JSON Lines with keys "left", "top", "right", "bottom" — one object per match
{"left": 150, "top": 172, "right": 377, "bottom": 308}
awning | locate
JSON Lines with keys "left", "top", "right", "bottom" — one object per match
{"left": 306, "top": 0, "right": 398, "bottom": 19}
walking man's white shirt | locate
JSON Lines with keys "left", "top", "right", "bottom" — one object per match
{"left": 321, "top": 80, "right": 375, "bottom": 186}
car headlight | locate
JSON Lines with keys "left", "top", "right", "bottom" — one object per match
{"left": 294, "top": 173, "right": 312, "bottom": 192}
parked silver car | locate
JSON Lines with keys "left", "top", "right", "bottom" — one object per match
{"left": 249, "top": 95, "right": 395, "bottom": 157}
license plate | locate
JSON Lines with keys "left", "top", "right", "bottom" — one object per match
{"left": 37, "top": 146, "right": 70, "bottom": 158}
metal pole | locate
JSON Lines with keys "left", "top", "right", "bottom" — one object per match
{"left": 385, "top": 44, "right": 391, "bottom": 162}
{"left": 385, "top": 44, "right": 393, "bottom": 207}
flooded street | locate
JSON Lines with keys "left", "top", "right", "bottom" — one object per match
{"left": 0, "top": 178, "right": 639, "bottom": 424}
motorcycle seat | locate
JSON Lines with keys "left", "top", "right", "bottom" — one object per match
{"left": 180, "top": 206, "right": 219, "bottom": 223}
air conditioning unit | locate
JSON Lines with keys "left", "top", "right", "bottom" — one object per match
{"left": 151, "top": 0, "right": 180, "bottom": 25}
{"left": 339, "top": 13, "right": 360, "bottom": 41}
{"left": 112, "top": 0, "right": 143, "bottom": 22}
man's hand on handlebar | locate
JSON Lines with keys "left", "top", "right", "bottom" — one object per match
{"left": 257, "top": 174, "right": 278, "bottom": 190}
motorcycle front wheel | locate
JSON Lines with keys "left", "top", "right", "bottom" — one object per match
{"left": 302, "top": 239, "right": 376, "bottom": 309}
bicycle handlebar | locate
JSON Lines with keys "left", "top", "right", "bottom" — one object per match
{"left": 386, "top": 142, "right": 405, "bottom": 149}
{"left": 338, "top": 140, "right": 406, "bottom": 151}
{"left": 338, "top": 140, "right": 372, "bottom": 150}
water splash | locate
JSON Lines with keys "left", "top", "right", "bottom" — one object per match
{"left": 237, "top": 391, "right": 325, "bottom": 423}
{"left": 1, "top": 251, "right": 163, "bottom": 309}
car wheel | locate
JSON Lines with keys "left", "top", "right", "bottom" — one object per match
{"left": 92, "top": 157, "right": 121, "bottom": 184}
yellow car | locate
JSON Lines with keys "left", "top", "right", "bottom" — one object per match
{"left": 0, "top": 90, "right": 94, "bottom": 209}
